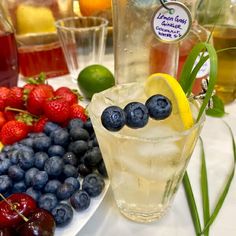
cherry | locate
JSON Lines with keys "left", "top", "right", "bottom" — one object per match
{"left": 16, "top": 208, "right": 56, "bottom": 236}
{"left": 0, "top": 227, "right": 16, "bottom": 236}
{"left": 0, "top": 193, "right": 37, "bottom": 228}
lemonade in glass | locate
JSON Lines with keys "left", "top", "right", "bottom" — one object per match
{"left": 88, "top": 73, "right": 205, "bottom": 223}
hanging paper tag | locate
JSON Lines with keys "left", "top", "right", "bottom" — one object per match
{"left": 151, "top": 2, "right": 192, "bottom": 43}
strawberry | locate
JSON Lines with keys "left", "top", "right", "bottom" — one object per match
{"left": 23, "top": 84, "right": 37, "bottom": 93}
{"left": 32, "top": 116, "right": 48, "bottom": 133}
{"left": 27, "top": 84, "right": 54, "bottom": 115}
{"left": 43, "top": 97, "right": 70, "bottom": 123}
{"left": 0, "top": 120, "right": 29, "bottom": 145}
{"left": 0, "top": 87, "right": 10, "bottom": 111}
{"left": 6, "top": 87, "right": 25, "bottom": 109}
{"left": 69, "top": 104, "right": 87, "bottom": 122}
{"left": 0, "top": 111, "right": 6, "bottom": 129}
{"left": 54, "top": 87, "right": 80, "bottom": 106}
{"left": 3, "top": 111, "right": 16, "bottom": 121}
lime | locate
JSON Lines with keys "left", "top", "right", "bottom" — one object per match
{"left": 77, "top": 65, "right": 115, "bottom": 99}
{"left": 145, "top": 73, "right": 194, "bottom": 130}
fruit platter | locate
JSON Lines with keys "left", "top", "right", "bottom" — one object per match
{"left": 0, "top": 75, "right": 109, "bottom": 235}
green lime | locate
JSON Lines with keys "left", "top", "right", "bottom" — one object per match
{"left": 77, "top": 64, "right": 115, "bottom": 99}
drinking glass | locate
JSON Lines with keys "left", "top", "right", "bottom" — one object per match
{"left": 88, "top": 82, "right": 204, "bottom": 223}
{"left": 55, "top": 16, "right": 108, "bottom": 83}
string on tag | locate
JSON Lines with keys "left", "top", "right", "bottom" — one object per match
{"left": 159, "top": 0, "right": 174, "bottom": 14}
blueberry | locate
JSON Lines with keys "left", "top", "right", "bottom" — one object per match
{"left": 97, "top": 160, "right": 108, "bottom": 177}
{"left": 51, "top": 203, "right": 73, "bottom": 226}
{"left": 56, "top": 183, "right": 75, "bottom": 200}
{"left": 28, "top": 132, "right": 46, "bottom": 138}
{"left": 92, "top": 136, "right": 99, "bottom": 147}
{"left": 38, "top": 193, "right": 58, "bottom": 212}
{"left": 83, "top": 119, "right": 94, "bottom": 134}
{"left": 145, "top": 94, "right": 172, "bottom": 120}
{"left": 34, "top": 152, "right": 49, "bottom": 170}
{"left": 34, "top": 136, "right": 52, "bottom": 152}
{"left": 26, "top": 187, "right": 41, "bottom": 201}
{"left": 87, "top": 140, "right": 93, "bottom": 149}
{"left": 44, "top": 156, "right": 64, "bottom": 177}
{"left": 8, "top": 165, "right": 25, "bottom": 181}
{"left": 2, "top": 145, "right": 13, "bottom": 153}
{"left": 124, "top": 102, "right": 149, "bottom": 128}
{"left": 18, "top": 150, "right": 35, "bottom": 170}
{"left": 12, "top": 181, "right": 27, "bottom": 193}
{"left": 78, "top": 163, "right": 92, "bottom": 177}
{"left": 68, "top": 118, "right": 84, "bottom": 130}
{"left": 19, "top": 138, "right": 34, "bottom": 147}
{"left": 0, "top": 158, "right": 11, "bottom": 175}
{"left": 25, "top": 168, "right": 39, "bottom": 186}
{"left": 44, "top": 180, "right": 62, "bottom": 194}
{"left": 63, "top": 165, "right": 78, "bottom": 178}
{"left": 31, "top": 171, "right": 48, "bottom": 190}
{"left": 62, "top": 152, "right": 78, "bottom": 166}
{"left": 82, "top": 173, "right": 105, "bottom": 197}
{"left": 68, "top": 140, "right": 88, "bottom": 156}
{"left": 48, "top": 145, "right": 65, "bottom": 157}
{"left": 50, "top": 129, "right": 69, "bottom": 147}
{"left": 64, "top": 177, "right": 80, "bottom": 191}
{"left": 101, "top": 106, "right": 126, "bottom": 131}
{"left": 7, "top": 150, "right": 20, "bottom": 164}
{"left": 70, "top": 190, "right": 90, "bottom": 211}
{"left": 0, "top": 175, "right": 12, "bottom": 194}
{"left": 0, "top": 152, "right": 7, "bottom": 160}
{"left": 69, "top": 128, "right": 90, "bottom": 141}
{"left": 84, "top": 147, "right": 102, "bottom": 168}
{"left": 44, "top": 122, "right": 60, "bottom": 135}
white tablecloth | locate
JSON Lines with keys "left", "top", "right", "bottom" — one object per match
{"left": 18, "top": 54, "right": 236, "bottom": 236}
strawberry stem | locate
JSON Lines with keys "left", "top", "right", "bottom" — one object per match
{"left": 0, "top": 193, "right": 29, "bottom": 222}
{"left": 5, "top": 107, "right": 39, "bottom": 119}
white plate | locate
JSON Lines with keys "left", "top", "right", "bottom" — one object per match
{"left": 55, "top": 179, "right": 110, "bottom": 236}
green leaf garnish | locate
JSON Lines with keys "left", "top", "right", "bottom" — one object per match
{"left": 200, "top": 137, "right": 210, "bottom": 236}
{"left": 206, "top": 95, "right": 225, "bottom": 117}
{"left": 201, "top": 122, "right": 236, "bottom": 234}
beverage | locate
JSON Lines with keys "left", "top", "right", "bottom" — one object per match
{"left": 88, "top": 74, "right": 204, "bottom": 222}
{"left": 0, "top": 32, "right": 18, "bottom": 87}
{"left": 206, "top": 25, "right": 236, "bottom": 104}
{"left": 18, "top": 35, "right": 68, "bottom": 78}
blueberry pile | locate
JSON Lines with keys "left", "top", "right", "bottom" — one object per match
{"left": 101, "top": 94, "right": 172, "bottom": 131}
{"left": 0, "top": 118, "right": 107, "bottom": 227}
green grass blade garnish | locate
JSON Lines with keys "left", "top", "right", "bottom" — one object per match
{"left": 201, "top": 122, "right": 236, "bottom": 234}
{"left": 206, "top": 95, "right": 225, "bottom": 118}
{"left": 183, "top": 172, "right": 202, "bottom": 235}
{"left": 199, "top": 137, "right": 210, "bottom": 236}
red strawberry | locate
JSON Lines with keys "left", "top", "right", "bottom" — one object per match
{"left": 69, "top": 104, "right": 87, "bottom": 122}
{"left": 54, "top": 87, "right": 79, "bottom": 106}
{"left": 0, "top": 111, "right": 6, "bottom": 129}
{"left": 27, "top": 84, "right": 54, "bottom": 115}
{"left": 6, "top": 87, "right": 25, "bottom": 109}
{"left": 0, "top": 120, "right": 29, "bottom": 145}
{"left": 3, "top": 111, "right": 16, "bottom": 121}
{"left": 0, "top": 87, "right": 10, "bottom": 111}
{"left": 23, "top": 84, "right": 37, "bottom": 93}
{"left": 43, "top": 97, "right": 70, "bottom": 123}
{"left": 32, "top": 116, "right": 48, "bottom": 133}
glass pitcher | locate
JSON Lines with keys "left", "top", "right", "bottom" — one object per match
{"left": 3, "top": 0, "right": 73, "bottom": 78}
{"left": 196, "top": 0, "right": 236, "bottom": 104}
{"left": 112, "top": 0, "right": 209, "bottom": 94}
{"left": 0, "top": 1, "right": 18, "bottom": 86}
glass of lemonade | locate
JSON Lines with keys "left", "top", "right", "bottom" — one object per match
{"left": 88, "top": 75, "right": 205, "bottom": 223}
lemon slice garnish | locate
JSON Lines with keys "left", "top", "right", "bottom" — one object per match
{"left": 16, "top": 4, "right": 55, "bottom": 34}
{"left": 145, "top": 73, "right": 194, "bottom": 130}
{"left": 0, "top": 142, "right": 3, "bottom": 151}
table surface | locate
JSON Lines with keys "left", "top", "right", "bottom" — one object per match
{"left": 18, "top": 54, "right": 236, "bottom": 236}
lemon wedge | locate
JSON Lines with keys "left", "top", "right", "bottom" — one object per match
{"left": 145, "top": 73, "right": 194, "bottom": 130}
{"left": 16, "top": 4, "right": 55, "bottom": 35}
{"left": 0, "top": 142, "right": 3, "bottom": 151}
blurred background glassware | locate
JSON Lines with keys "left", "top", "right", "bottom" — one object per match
{"left": 78, "top": 0, "right": 113, "bottom": 53}
{"left": 196, "top": 0, "right": 236, "bottom": 104}
{"left": 55, "top": 16, "right": 108, "bottom": 83}
{"left": 0, "top": 1, "right": 18, "bottom": 87}
{"left": 112, "top": 0, "right": 209, "bottom": 95}
{"left": 3, "top": 0, "right": 74, "bottom": 78}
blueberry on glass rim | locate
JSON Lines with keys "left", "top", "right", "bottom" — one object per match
{"left": 124, "top": 102, "right": 149, "bottom": 129}
{"left": 145, "top": 94, "right": 172, "bottom": 120}
{"left": 101, "top": 106, "right": 126, "bottom": 131}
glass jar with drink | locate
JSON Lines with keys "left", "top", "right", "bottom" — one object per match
{"left": 0, "top": 2, "right": 18, "bottom": 87}
{"left": 3, "top": 0, "right": 74, "bottom": 78}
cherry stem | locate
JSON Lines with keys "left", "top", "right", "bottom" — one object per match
{"left": 0, "top": 193, "right": 29, "bottom": 222}
{"left": 5, "top": 107, "right": 39, "bottom": 119}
